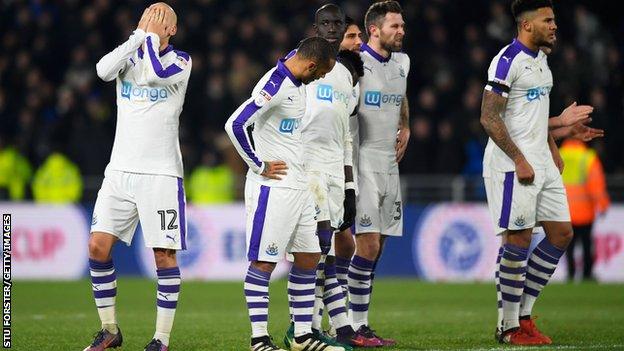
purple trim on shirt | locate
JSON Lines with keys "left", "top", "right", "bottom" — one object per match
{"left": 285, "top": 49, "right": 297, "bottom": 60}
{"left": 174, "top": 49, "right": 190, "bottom": 61}
{"left": 361, "top": 42, "right": 391, "bottom": 63}
{"left": 230, "top": 66, "right": 289, "bottom": 168}
{"left": 232, "top": 102, "right": 263, "bottom": 167}
{"left": 146, "top": 36, "right": 183, "bottom": 78}
{"left": 495, "top": 44, "right": 521, "bottom": 81}
{"left": 160, "top": 44, "right": 174, "bottom": 56}
{"left": 277, "top": 58, "right": 301, "bottom": 87}
{"left": 511, "top": 38, "right": 538, "bottom": 58}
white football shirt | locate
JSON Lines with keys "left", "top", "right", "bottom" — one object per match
{"left": 225, "top": 57, "right": 308, "bottom": 190}
{"left": 302, "top": 62, "right": 354, "bottom": 177}
{"left": 357, "top": 43, "right": 410, "bottom": 175}
{"left": 96, "top": 30, "right": 192, "bottom": 178}
{"left": 483, "top": 39, "right": 553, "bottom": 177}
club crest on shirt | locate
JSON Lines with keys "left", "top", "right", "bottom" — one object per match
{"left": 265, "top": 242, "right": 279, "bottom": 256}
{"left": 91, "top": 214, "right": 97, "bottom": 225}
{"left": 359, "top": 214, "right": 372, "bottom": 227}
{"left": 399, "top": 66, "right": 406, "bottom": 77}
{"left": 514, "top": 215, "right": 526, "bottom": 227}
{"left": 177, "top": 56, "right": 188, "bottom": 67}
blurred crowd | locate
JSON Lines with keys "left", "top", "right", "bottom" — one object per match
{"left": 0, "top": 0, "right": 622, "bottom": 202}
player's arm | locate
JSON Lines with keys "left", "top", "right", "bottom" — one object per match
{"left": 339, "top": 118, "right": 356, "bottom": 231}
{"left": 96, "top": 32, "right": 145, "bottom": 82}
{"left": 548, "top": 133, "right": 564, "bottom": 174}
{"left": 224, "top": 83, "right": 286, "bottom": 179}
{"left": 95, "top": 8, "right": 151, "bottom": 82}
{"left": 396, "top": 96, "right": 410, "bottom": 162}
{"left": 548, "top": 101, "right": 593, "bottom": 130}
{"left": 550, "top": 123, "right": 604, "bottom": 141}
{"left": 142, "top": 33, "right": 191, "bottom": 86}
{"left": 480, "top": 89, "right": 534, "bottom": 184}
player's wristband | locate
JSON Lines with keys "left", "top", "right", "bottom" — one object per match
{"left": 345, "top": 181, "right": 355, "bottom": 190}
{"left": 255, "top": 161, "right": 266, "bottom": 175}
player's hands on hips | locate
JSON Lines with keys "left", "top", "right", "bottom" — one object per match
{"left": 261, "top": 161, "right": 288, "bottom": 180}
{"left": 339, "top": 188, "right": 356, "bottom": 232}
{"left": 396, "top": 127, "right": 410, "bottom": 162}
{"left": 137, "top": 7, "right": 154, "bottom": 32}
{"left": 514, "top": 156, "right": 535, "bottom": 185}
{"left": 146, "top": 5, "right": 168, "bottom": 37}
{"left": 559, "top": 101, "right": 594, "bottom": 127}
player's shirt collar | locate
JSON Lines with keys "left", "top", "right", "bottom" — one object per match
{"left": 511, "top": 38, "right": 538, "bottom": 58}
{"left": 159, "top": 44, "right": 174, "bottom": 56}
{"left": 137, "top": 44, "right": 174, "bottom": 59}
{"left": 277, "top": 57, "right": 302, "bottom": 87}
{"left": 361, "top": 42, "right": 391, "bottom": 63}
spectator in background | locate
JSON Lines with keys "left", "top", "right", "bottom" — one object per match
{"left": 560, "top": 138, "right": 610, "bottom": 281}
{"left": 400, "top": 116, "right": 432, "bottom": 174}
{"left": 187, "top": 148, "right": 234, "bottom": 204}
{"left": 0, "top": 140, "right": 32, "bottom": 201}
{"left": 0, "top": 0, "right": 622, "bottom": 198}
{"left": 434, "top": 119, "right": 463, "bottom": 174}
{"left": 32, "top": 150, "right": 82, "bottom": 203}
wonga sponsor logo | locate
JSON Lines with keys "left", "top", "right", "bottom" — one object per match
{"left": 121, "top": 81, "right": 168, "bottom": 102}
{"left": 526, "top": 86, "right": 551, "bottom": 102}
{"left": 364, "top": 90, "right": 403, "bottom": 107}
{"left": 278, "top": 118, "right": 300, "bottom": 134}
{"left": 317, "top": 84, "right": 333, "bottom": 102}
{"left": 317, "top": 84, "right": 350, "bottom": 108}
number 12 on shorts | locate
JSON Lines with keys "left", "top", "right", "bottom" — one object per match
{"left": 157, "top": 209, "right": 179, "bottom": 231}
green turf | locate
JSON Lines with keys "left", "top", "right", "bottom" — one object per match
{"left": 12, "top": 279, "right": 624, "bottom": 350}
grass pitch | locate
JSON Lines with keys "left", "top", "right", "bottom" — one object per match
{"left": 13, "top": 279, "right": 624, "bottom": 350}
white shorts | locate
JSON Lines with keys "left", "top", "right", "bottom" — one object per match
{"left": 355, "top": 171, "right": 403, "bottom": 236}
{"left": 245, "top": 179, "right": 319, "bottom": 263}
{"left": 307, "top": 171, "right": 345, "bottom": 229}
{"left": 484, "top": 164, "right": 570, "bottom": 235}
{"left": 91, "top": 170, "right": 187, "bottom": 250}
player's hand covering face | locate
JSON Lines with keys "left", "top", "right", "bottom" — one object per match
{"left": 146, "top": 3, "right": 177, "bottom": 40}
{"left": 137, "top": 7, "right": 154, "bottom": 31}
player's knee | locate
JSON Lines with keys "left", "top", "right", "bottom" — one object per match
{"left": 356, "top": 238, "right": 380, "bottom": 260}
{"left": 557, "top": 228, "right": 574, "bottom": 248}
{"left": 251, "top": 261, "right": 276, "bottom": 274}
{"left": 153, "top": 248, "right": 177, "bottom": 269}
{"left": 336, "top": 238, "right": 355, "bottom": 259}
{"left": 88, "top": 236, "right": 109, "bottom": 261}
